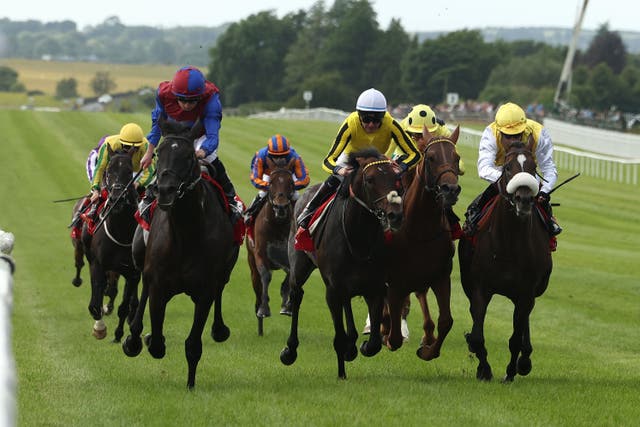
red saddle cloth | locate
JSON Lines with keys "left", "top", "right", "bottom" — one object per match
{"left": 293, "top": 195, "right": 336, "bottom": 252}
{"left": 134, "top": 173, "right": 246, "bottom": 246}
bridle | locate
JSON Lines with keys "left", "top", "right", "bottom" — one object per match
{"left": 267, "top": 167, "right": 295, "bottom": 214}
{"left": 156, "top": 135, "right": 202, "bottom": 203}
{"left": 417, "top": 138, "right": 459, "bottom": 194}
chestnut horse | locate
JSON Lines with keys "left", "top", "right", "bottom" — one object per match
{"left": 458, "top": 136, "right": 552, "bottom": 382}
{"left": 280, "top": 149, "right": 403, "bottom": 379}
{"left": 123, "top": 119, "right": 239, "bottom": 389}
{"left": 81, "top": 148, "right": 140, "bottom": 341}
{"left": 246, "top": 156, "right": 296, "bottom": 335}
{"left": 385, "top": 126, "right": 462, "bottom": 360}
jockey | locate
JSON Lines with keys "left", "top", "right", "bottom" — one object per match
{"left": 463, "top": 102, "right": 562, "bottom": 236}
{"left": 244, "top": 134, "right": 310, "bottom": 225}
{"left": 139, "top": 65, "right": 243, "bottom": 223}
{"left": 296, "top": 88, "right": 421, "bottom": 232}
{"left": 79, "top": 123, "right": 155, "bottom": 224}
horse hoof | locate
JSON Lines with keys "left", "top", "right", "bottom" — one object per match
{"left": 146, "top": 334, "right": 166, "bottom": 359}
{"left": 72, "top": 278, "right": 82, "bottom": 287}
{"left": 359, "top": 340, "right": 381, "bottom": 357}
{"left": 102, "top": 305, "right": 113, "bottom": 316}
{"left": 92, "top": 327, "right": 107, "bottom": 340}
{"left": 502, "top": 375, "right": 515, "bottom": 383}
{"left": 517, "top": 357, "right": 532, "bottom": 376}
{"left": 476, "top": 366, "right": 493, "bottom": 381}
{"left": 344, "top": 345, "right": 358, "bottom": 362}
{"left": 279, "top": 307, "right": 292, "bottom": 316}
{"left": 122, "top": 335, "right": 142, "bottom": 357}
{"left": 256, "top": 309, "right": 271, "bottom": 318}
{"left": 211, "top": 324, "right": 230, "bottom": 342}
{"left": 280, "top": 347, "right": 297, "bottom": 365}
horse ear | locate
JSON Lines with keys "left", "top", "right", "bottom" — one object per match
{"left": 423, "top": 125, "right": 434, "bottom": 142}
{"left": 450, "top": 125, "right": 460, "bottom": 144}
{"left": 526, "top": 133, "right": 535, "bottom": 152}
{"left": 189, "top": 119, "right": 205, "bottom": 140}
{"left": 499, "top": 133, "right": 511, "bottom": 153}
{"left": 287, "top": 157, "right": 295, "bottom": 170}
{"left": 265, "top": 155, "right": 275, "bottom": 169}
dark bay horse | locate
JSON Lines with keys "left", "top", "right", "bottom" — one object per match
{"left": 123, "top": 119, "right": 239, "bottom": 389}
{"left": 81, "top": 148, "right": 140, "bottom": 341}
{"left": 385, "top": 126, "right": 462, "bottom": 360}
{"left": 458, "top": 136, "right": 552, "bottom": 382}
{"left": 246, "top": 157, "right": 296, "bottom": 336}
{"left": 280, "top": 148, "right": 403, "bottom": 379}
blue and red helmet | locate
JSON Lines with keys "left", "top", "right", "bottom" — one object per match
{"left": 171, "top": 66, "right": 205, "bottom": 99}
{"left": 267, "top": 134, "right": 290, "bottom": 156}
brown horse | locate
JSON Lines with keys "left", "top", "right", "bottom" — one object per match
{"left": 81, "top": 148, "right": 140, "bottom": 341}
{"left": 280, "top": 148, "right": 403, "bottom": 379}
{"left": 123, "top": 119, "right": 239, "bottom": 389}
{"left": 71, "top": 198, "right": 120, "bottom": 317}
{"left": 458, "top": 136, "right": 552, "bottom": 382}
{"left": 385, "top": 126, "right": 462, "bottom": 360}
{"left": 246, "top": 157, "right": 296, "bottom": 336}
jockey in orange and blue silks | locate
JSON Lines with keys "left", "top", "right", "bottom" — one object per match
{"left": 139, "top": 66, "right": 243, "bottom": 223}
{"left": 244, "top": 134, "right": 310, "bottom": 224}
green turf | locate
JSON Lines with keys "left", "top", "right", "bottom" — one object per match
{"left": 1, "top": 110, "right": 638, "bottom": 426}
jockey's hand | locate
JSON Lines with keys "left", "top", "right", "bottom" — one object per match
{"left": 195, "top": 149, "right": 206, "bottom": 159}
{"left": 335, "top": 166, "right": 353, "bottom": 176}
{"left": 90, "top": 189, "right": 100, "bottom": 203}
{"left": 537, "top": 191, "right": 550, "bottom": 204}
{"left": 393, "top": 161, "right": 408, "bottom": 175}
{"left": 140, "top": 151, "right": 153, "bottom": 169}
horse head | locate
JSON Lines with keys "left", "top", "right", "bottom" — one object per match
{"left": 104, "top": 146, "right": 137, "bottom": 214}
{"left": 265, "top": 156, "right": 295, "bottom": 223}
{"left": 155, "top": 117, "right": 203, "bottom": 209}
{"left": 347, "top": 148, "right": 403, "bottom": 232}
{"left": 419, "top": 125, "right": 462, "bottom": 208}
{"left": 499, "top": 134, "right": 539, "bottom": 218}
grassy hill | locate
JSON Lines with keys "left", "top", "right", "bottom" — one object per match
{"left": 1, "top": 110, "right": 638, "bottom": 426}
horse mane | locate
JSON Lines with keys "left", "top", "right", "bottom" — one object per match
{"left": 337, "top": 148, "right": 385, "bottom": 198}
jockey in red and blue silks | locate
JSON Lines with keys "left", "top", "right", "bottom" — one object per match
{"left": 244, "top": 134, "right": 310, "bottom": 224}
{"left": 140, "top": 65, "right": 243, "bottom": 222}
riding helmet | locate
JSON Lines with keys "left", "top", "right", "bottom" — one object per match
{"left": 267, "top": 134, "right": 290, "bottom": 156}
{"left": 495, "top": 102, "right": 527, "bottom": 135}
{"left": 171, "top": 66, "right": 206, "bottom": 99}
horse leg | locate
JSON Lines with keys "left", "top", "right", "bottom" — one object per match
{"left": 88, "top": 262, "right": 108, "bottom": 340}
{"left": 416, "top": 291, "right": 436, "bottom": 347}
{"left": 185, "top": 295, "right": 214, "bottom": 389}
{"left": 360, "top": 293, "right": 383, "bottom": 358}
{"left": 256, "top": 263, "right": 272, "bottom": 318}
{"left": 504, "top": 297, "right": 534, "bottom": 382}
{"left": 210, "top": 286, "right": 230, "bottom": 342}
{"left": 279, "top": 272, "right": 292, "bottom": 316}
{"left": 122, "top": 281, "right": 147, "bottom": 357}
{"left": 146, "top": 289, "right": 167, "bottom": 359}
{"left": 465, "top": 287, "right": 493, "bottom": 381}
{"left": 517, "top": 321, "right": 533, "bottom": 377}
{"left": 72, "top": 239, "right": 84, "bottom": 287}
{"left": 385, "top": 289, "right": 406, "bottom": 351}
{"left": 417, "top": 278, "right": 453, "bottom": 361}
{"left": 326, "top": 291, "right": 348, "bottom": 379}
{"left": 113, "top": 272, "right": 140, "bottom": 343}
{"left": 103, "top": 271, "right": 119, "bottom": 315}
{"left": 280, "top": 254, "right": 314, "bottom": 366}
{"left": 343, "top": 301, "right": 358, "bottom": 362}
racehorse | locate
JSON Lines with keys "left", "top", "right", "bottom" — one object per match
{"left": 385, "top": 126, "right": 462, "bottom": 360}
{"left": 246, "top": 156, "right": 296, "bottom": 336}
{"left": 123, "top": 118, "right": 239, "bottom": 389}
{"left": 458, "top": 136, "right": 553, "bottom": 382}
{"left": 81, "top": 148, "right": 140, "bottom": 341}
{"left": 71, "top": 199, "right": 120, "bottom": 315}
{"left": 280, "top": 148, "right": 403, "bottom": 379}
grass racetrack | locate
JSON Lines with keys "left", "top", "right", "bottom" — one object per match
{"left": 1, "top": 110, "right": 638, "bottom": 426}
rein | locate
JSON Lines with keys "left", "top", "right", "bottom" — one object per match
{"left": 417, "top": 138, "right": 459, "bottom": 192}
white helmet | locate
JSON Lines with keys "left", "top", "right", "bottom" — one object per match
{"left": 356, "top": 88, "right": 387, "bottom": 112}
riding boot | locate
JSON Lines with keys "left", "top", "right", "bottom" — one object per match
{"left": 463, "top": 183, "right": 498, "bottom": 235}
{"left": 212, "top": 158, "right": 243, "bottom": 223}
{"left": 80, "top": 202, "right": 99, "bottom": 224}
{"left": 138, "top": 183, "right": 156, "bottom": 224}
{"left": 540, "top": 197, "right": 563, "bottom": 236}
{"left": 70, "top": 197, "right": 91, "bottom": 228}
{"left": 297, "top": 174, "right": 342, "bottom": 229}
{"left": 244, "top": 194, "right": 267, "bottom": 225}
{"left": 446, "top": 207, "right": 463, "bottom": 239}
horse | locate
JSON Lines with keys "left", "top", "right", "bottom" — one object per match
{"left": 458, "top": 136, "right": 553, "bottom": 382}
{"left": 71, "top": 199, "right": 120, "bottom": 315}
{"left": 122, "top": 118, "right": 239, "bottom": 389}
{"left": 80, "top": 147, "right": 140, "bottom": 341}
{"left": 384, "top": 126, "right": 462, "bottom": 360}
{"left": 246, "top": 156, "right": 296, "bottom": 336}
{"left": 280, "top": 148, "right": 403, "bottom": 379}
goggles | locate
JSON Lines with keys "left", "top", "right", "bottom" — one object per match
{"left": 176, "top": 96, "right": 200, "bottom": 104}
{"left": 359, "top": 112, "right": 385, "bottom": 124}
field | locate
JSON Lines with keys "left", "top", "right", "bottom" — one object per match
{"left": 0, "top": 59, "right": 180, "bottom": 103}
{"left": 1, "top": 110, "right": 639, "bottom": 426}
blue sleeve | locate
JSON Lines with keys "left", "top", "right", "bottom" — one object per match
{"left": 146, "top": 95, "right": 164, "bottom": 146}
{"left": 199, "top": 93, "right": 223, "bottom": 155}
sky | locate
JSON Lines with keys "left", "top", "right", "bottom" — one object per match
{"left": 1, "top": 0, "right": 636, "bottom": 33}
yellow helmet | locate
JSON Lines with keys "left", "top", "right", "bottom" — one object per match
{"left": 405, "top": 104, "right": 438, "bottom": 133}
{"left": 118, "top": 123, "right": 147, "bottom": 146}
{"left": 495, "top": 102, "right": 527, "bottom": 135}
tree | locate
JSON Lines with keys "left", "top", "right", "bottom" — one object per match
{"left": 90, "top": 71, "right": 116, "bottom": 95}
{"left": 0, "top": 66, "right": 23, "bottom": 92}
{"left": 583, "top": 23, "right": 627, "bottom": 74}
{"left": 55, "top": 77, "right": 78, "bottom": 99}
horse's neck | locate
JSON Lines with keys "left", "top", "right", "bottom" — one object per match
{"left": 404, "top": 174, "right": 443, "bottom": 230}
